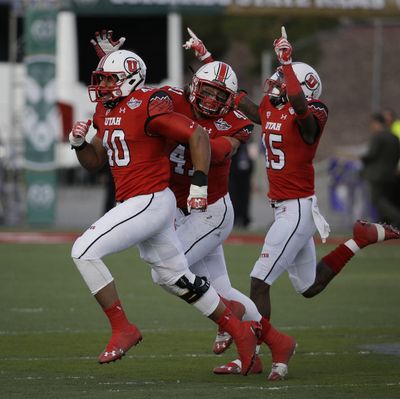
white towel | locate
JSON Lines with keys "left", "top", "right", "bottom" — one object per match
{"left": 309, "top": 195, "right": 330, "bottom": 243}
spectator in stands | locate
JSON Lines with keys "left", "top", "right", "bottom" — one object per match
{"left": 361, "top": 113, "right": 400, "bottom": 227}
{"left": 382, "top": 107, "right": 400, "bottom": 140}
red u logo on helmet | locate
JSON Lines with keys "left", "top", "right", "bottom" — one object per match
{"left": 305, "top": 73, "right": 319, "bottom": 89}
{"left": 125, "top": 58, "right": 138, "bottom": 74}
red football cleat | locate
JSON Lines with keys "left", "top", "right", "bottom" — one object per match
{"left": 213, "top": 300, "right": 245, "bottom": 355}
{"left": 265, "top": 332, "right": 297, "bottom": 381}
{"left": 98, "top": 324, "right": 142, "bottom": 364}
{"left": 213, "top": 354, "right": 263, "bottom": 375}
{"left": 353, "top": 219, "right": 400, "bottom": 249}
{"left": 269, "top": 333, "right": 297, "bottom": 364}
{"left": 233, "top": 320, "right": 261, "bottom": 376}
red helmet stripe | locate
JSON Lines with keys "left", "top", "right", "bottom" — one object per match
{"left": 216, "top": 62, "right": 228, "bottom": 84}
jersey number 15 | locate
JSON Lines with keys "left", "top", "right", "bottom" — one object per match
{"left": 262, "top": 133, "right": 285, "bottom": 170}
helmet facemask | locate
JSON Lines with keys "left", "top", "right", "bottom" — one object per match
{"left": 190, "top": 78, "right": 234, "bottom": 117}
{"left": 88, "top": 71, "right": 125, "bottom": 107}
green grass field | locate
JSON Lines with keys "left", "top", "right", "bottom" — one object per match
{"left": 1, "top": 237, "right": 399, "bottom": 399}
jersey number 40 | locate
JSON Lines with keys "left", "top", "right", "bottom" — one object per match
{"left": 103, "top": 129, "right": 130, "bottom": 166}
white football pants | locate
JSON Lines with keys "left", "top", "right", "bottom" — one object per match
{"left": 251, "top": 196, "right": 326, "bottom": 293}
{"left": 152, "top": 194, "right": 260, "bottom": 321}
{"left": 71, "top": 188, "right": 219, "bottom": 316}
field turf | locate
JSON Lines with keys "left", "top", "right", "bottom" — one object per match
{"left": 0, "top": 237, "right": 399, "bottom": 398}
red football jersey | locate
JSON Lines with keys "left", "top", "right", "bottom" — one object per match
{"left": 92, "top": 87, "right": 197, "bottom": 202}
{"left": 259, "top": 97, "right": 328, "bottom": 201}
{"left": 162, "top": 86, "right": 254, "bottom": 209}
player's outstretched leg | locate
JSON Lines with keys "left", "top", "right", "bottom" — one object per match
{"left": 303, "top": 219, "right": 400, "bottom": 298}
{"left": 352, "top": 219, "right": 400, "bottom": 248}
{"left": 213, "top": 299, "right": 245, "bottom": 354}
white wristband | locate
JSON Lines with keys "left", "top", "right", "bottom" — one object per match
{"left": 69, "top": 131, "right": 85, "bottom": 148}
{"left": 199, "top": 51, "right": 211, "bottom": 61}
{"left": 189, "top": 184, "right": 207, "bottom": 198}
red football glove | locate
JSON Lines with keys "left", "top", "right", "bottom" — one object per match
{"left": 90, "top": 30, "right": 126, "bottom": 59}
{"left": 273, "top": 26, "right": 292, "bottom": 65}
{"left": 187, "top": 184, "right": 208, "bottom": 213}
{"left": 183, "top": 27, "right": 213, "bottom": 63}
{"left": 69, "top": 120, "right": 91, "bottom": 148}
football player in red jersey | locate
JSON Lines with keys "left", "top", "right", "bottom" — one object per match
{"left": 69, "top": 48, "right": 262, "bottom": 374}
{"left": 157, "top": 64, "right": 296, "bottom": 367}
{"left": 90, "top": 31, "right": 297, "bottom": 374}
{"left": 184, "top": 26, "right": 400, "bottom": 380}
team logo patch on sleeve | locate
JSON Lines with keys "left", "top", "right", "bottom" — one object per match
{"left": 127, "top": 98, "right": 142, "bottom": 110}
{"left": 234, "top": 127, "right": 253, "bottom": 142}
{"left": 309, "top": 101, "right": 328, "bottom": 126}
{"left": 148, "top": 91, "right": 174, "bottom": 117}
{"left": 214, "top": 118, "right": 232, "bottom": 131}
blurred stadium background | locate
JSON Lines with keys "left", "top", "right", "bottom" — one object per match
{"left": 1, "top": 0, "right": 400, "bottom": 232}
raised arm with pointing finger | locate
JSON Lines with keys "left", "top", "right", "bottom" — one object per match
{"left": 182, "top": 27, "right": 261, "bottom": 123}
{"left": 182, "top": 27, "right": 214, "bottom": 63}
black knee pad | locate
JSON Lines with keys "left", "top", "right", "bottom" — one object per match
{"left": 175, "top": 275, "right": 210, "bottom": 304}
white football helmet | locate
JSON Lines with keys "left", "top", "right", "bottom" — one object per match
{"left": 264, "top": 62, "right": 322, "bottom": 106}
{"left": 189, "top": 61, "right": 238, "bottom": 117}
{"left": 88, "top": 49, "right": 147, "bottom": 107}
